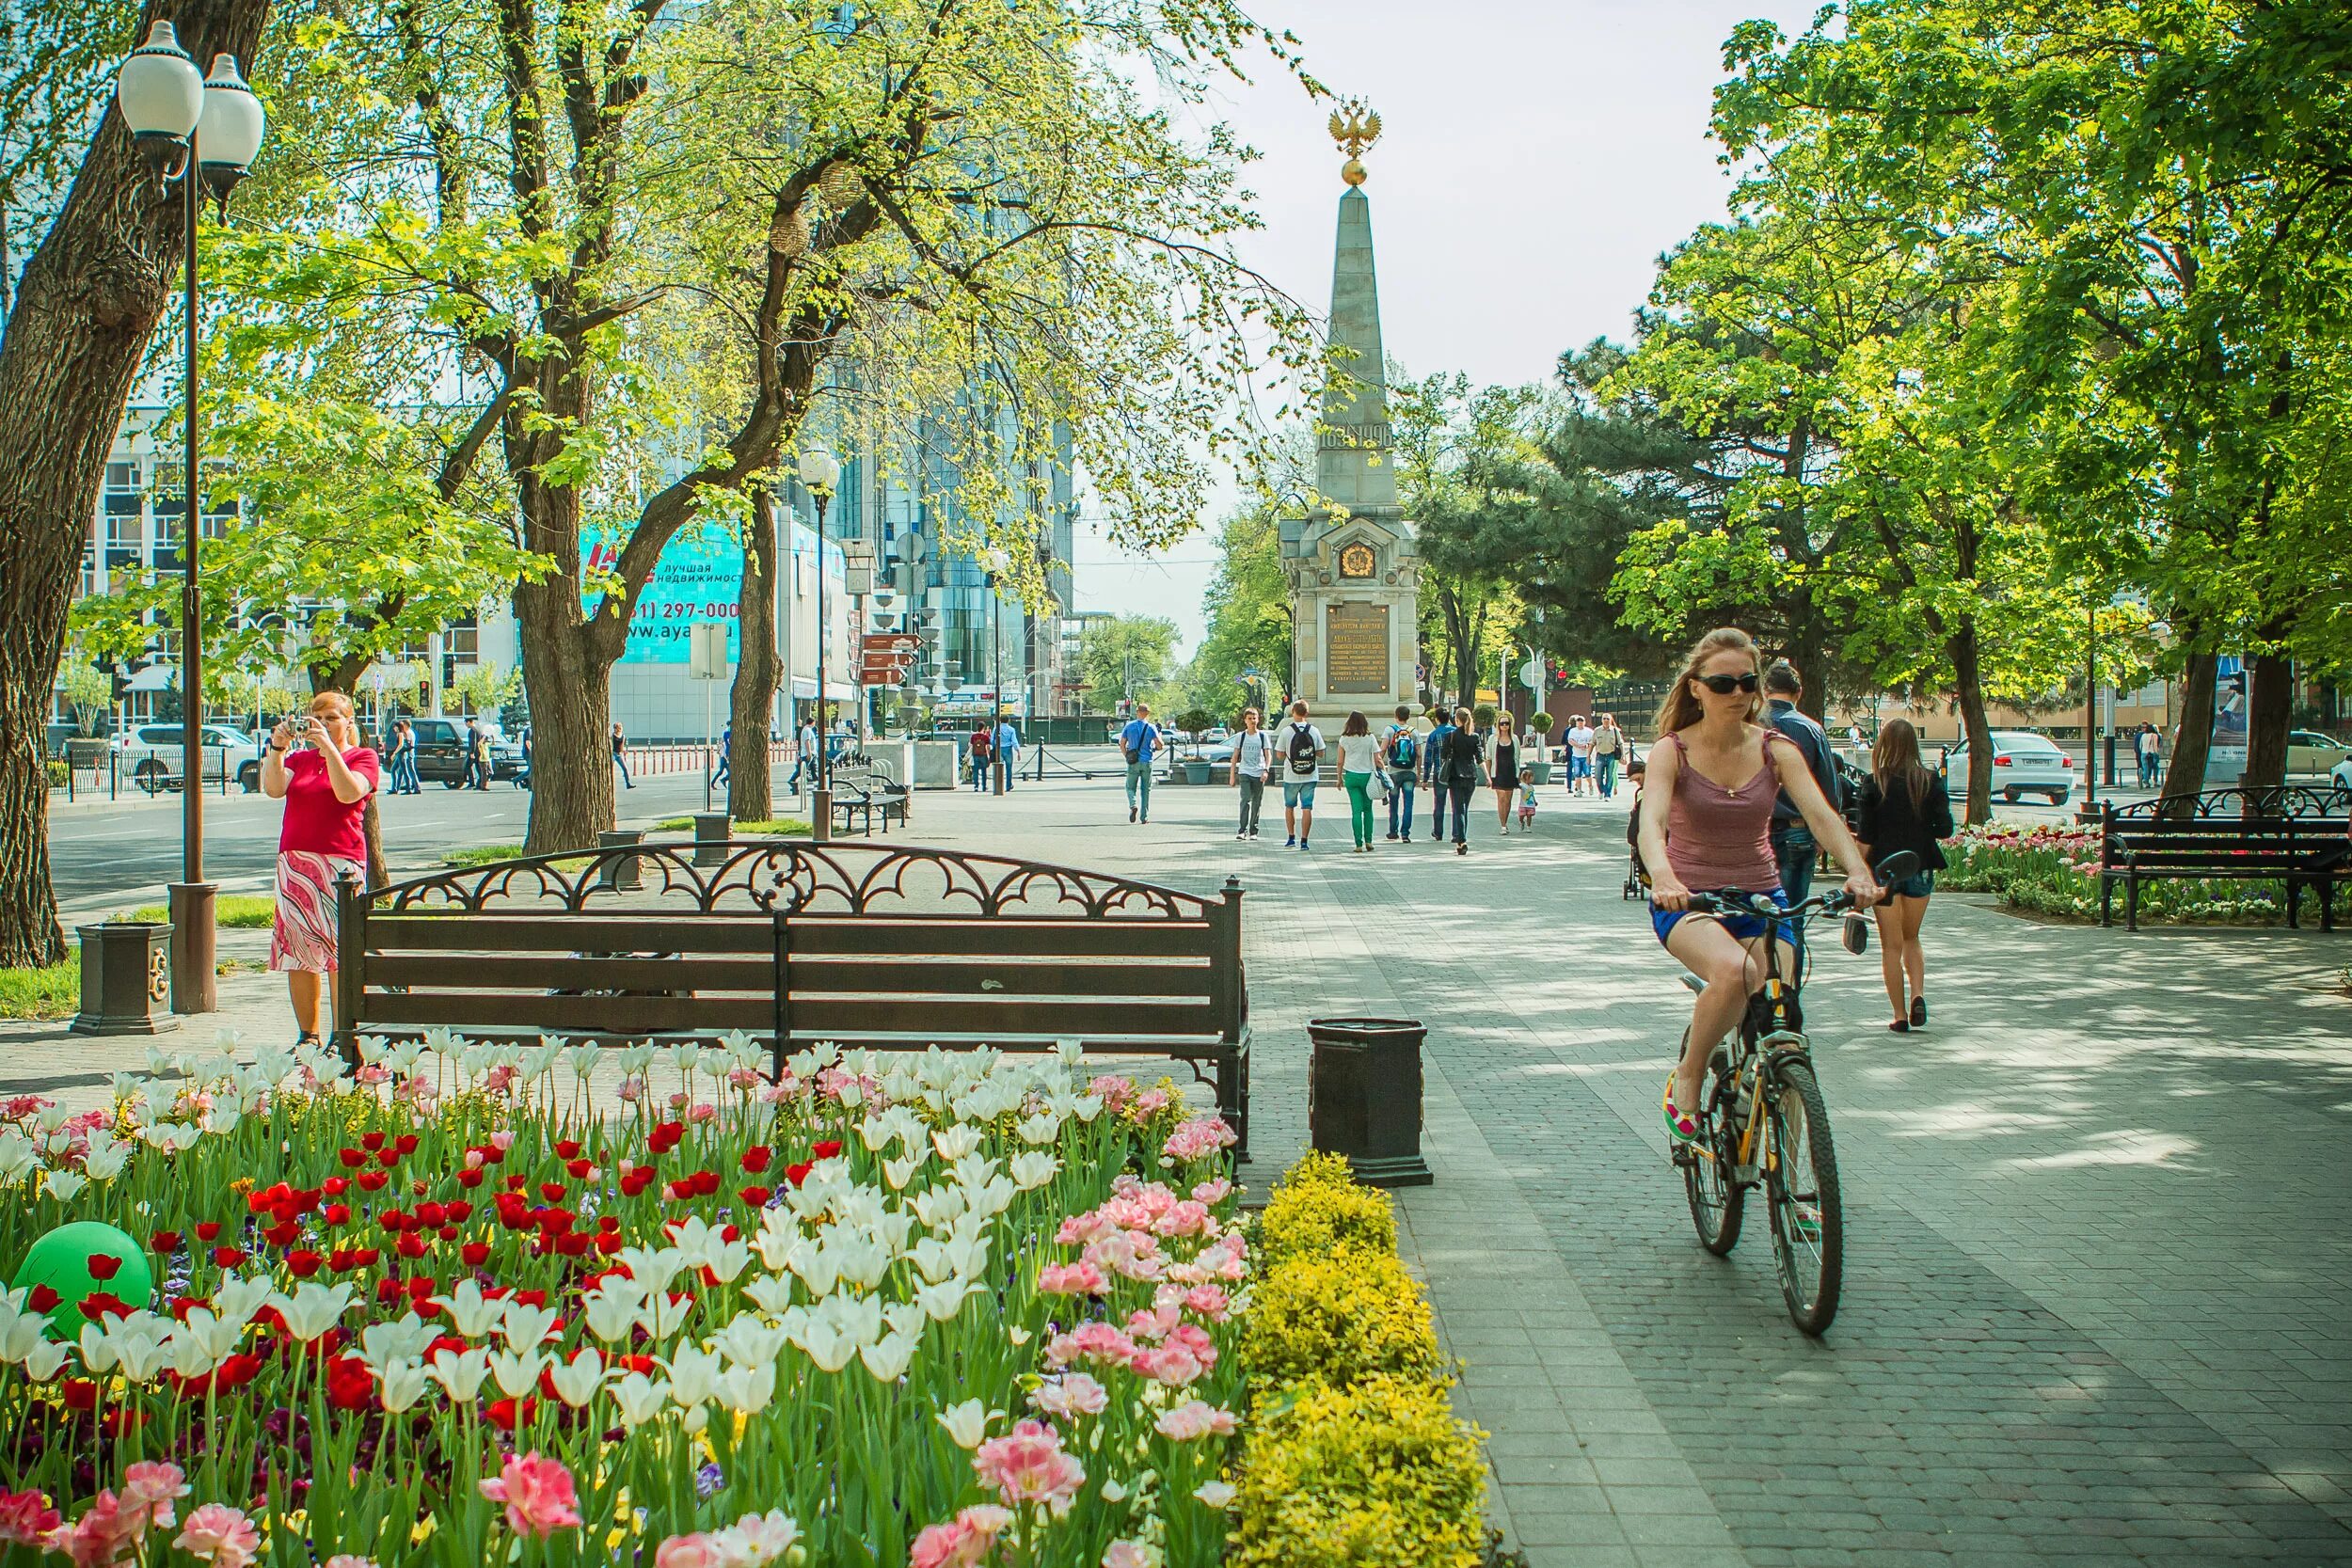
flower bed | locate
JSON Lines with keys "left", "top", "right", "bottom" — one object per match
{"left": 1232, "top": 1154, "right": 1490, "bottom": 1568}
{"left": 0, "top": 1035, "right": 1249, "bottom": 1568}
{"left": 1939, "top": 821, "right": 2346, "bottom": 926}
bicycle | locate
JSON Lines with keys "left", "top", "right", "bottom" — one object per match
{"left": 1666, "top": 849, "right": 1918, "bottom": 1337}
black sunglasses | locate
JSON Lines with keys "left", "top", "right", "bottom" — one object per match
{"left": 1695, "top": 673, "right": 1759, "bottom": 695}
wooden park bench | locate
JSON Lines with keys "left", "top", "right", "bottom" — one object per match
{"left": 828, "top": 756, "right": 910, "bottom": 836}
{"left": 332, "top": 841, "right": 1252, "bottom": 1153}
{"left": 2099, "top": 788, "right": 2349, "bottom": 931}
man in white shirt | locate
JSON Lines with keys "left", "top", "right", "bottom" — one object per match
{"left": 1229, "top": 707, "right": 1272, "bottom": 839}
{"left": 788, "top": 716, "right": 819, "bottom": 794}
{"left": 1565, "top": 717, "right": 1597, "bottom": 797}
{"left": 1273, "top": 700, "right": 1326, "bottom": 851}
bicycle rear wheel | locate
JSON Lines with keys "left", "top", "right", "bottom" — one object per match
{"left": 1763, "top": 1057, "right": 1842, "bottom": 1335}
{"left": 1680, "top": 1038, "right": 1743, "bottom": 1255}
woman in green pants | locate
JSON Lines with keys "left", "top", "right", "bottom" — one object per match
{"left": 1336, "top": 711, "right": 1382, "bottom": 851}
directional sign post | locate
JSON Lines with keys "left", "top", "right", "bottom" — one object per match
{"left": 689, "top": 621, "right": 729, "bottom": 809}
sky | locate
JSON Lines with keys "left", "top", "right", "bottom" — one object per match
{"left": 1067, "top": 0, "right": 1818, "bottom": 654}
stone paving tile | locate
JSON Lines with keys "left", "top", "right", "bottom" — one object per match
{"left": 13, "top": 774, "right": 2352, "bottom": 1564}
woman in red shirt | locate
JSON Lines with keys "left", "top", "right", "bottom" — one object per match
{"left": 262, "top": 691, "right": 379, "bottom": 1047}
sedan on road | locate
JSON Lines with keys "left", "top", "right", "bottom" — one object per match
{"left": 2287, "top": 729, "right": 2348, "bottom": 778}
{"left": 1941, "top": 731, "right": 2075, "bottom": 807}
{"left": 112, "top": 722, "right": 268, "bottom": 793}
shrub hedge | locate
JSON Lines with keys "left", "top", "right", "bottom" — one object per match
{"left": 1232, "top": 1153, "right": 1489, "bottom": 1568}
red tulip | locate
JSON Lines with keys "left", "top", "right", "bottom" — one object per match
{"left": 287, "top": 1249, "right": 324, "bottom": 1278}
{"left": 396, "top": 1234, "right": 428, "bottom": 1260}
{"left": 211, "top": 1247, "right": 246, "bottom": 1269}
{"left": 374, "top": 1279, "right": 405, "bottom": 1305}
{"left": 395, "top": 1134, "right": 420, "bottom": 1156}
{"left": 445, "top": 1200, "right": 474, "bottom": 1224}
{"left": 263, "top": 1221, "right": 301, "bottom": 1249}
{"left": 27, "top": 1285, "right": 61, "bottom": 1313}
{"left": 416, "top": 1202, "right": 447, "bottom": 1227}
{"left": 539, "top": 1182, "right": 566, "bottom": 1203}
{"left": 360, "top": 1132, "right": 387, "bottom": 1151}
{"left": 812, "top": 1139, "right": 843, "bottom": 1161}
{"left": 739, "top": 1186, "right": 773, "bottom": 1208}
{"left": 325, "top": 1355, "right": 374, "bottom": 1411}
{"left": 323, "top": 1177, "right": 350, "bottom": 1196}
{"left": 150, "top": 1231, "right": 182, "bottom": 1254}
{"left": 462, "top": 1243, "right": 491, "bottom": 1267}
{"left": 785, "top": 1162, "right": 814, "bottom": 1188}
{"left": 456, "top": 1167, "right": 485, "bottom": 1189}
{"left": 504, "top": 1173, "right": 529, "bottom": 1193}
{"left": 740, "top": 1147, "right": 772, "bottom": 1174}
{"left": 564, "top": 1158, "right": 594, "bottom": 1180}
{"left": 60, "top": 1379, "right": 98, "bottom": 1411}
{"left": 355, "top": 1172, "right": 389, "bottom": 1194}
{"left": 87, "top": 1255, "right": 121, "bottom": 1281}
{"left": 100, "top": 1407, "right": 147, "bottom": 1437}
{"left": 196, "top": 1222, "right": 223, "bottom": 1243}
{"left": 340, "top": 1148, "right": 367, "bottom": 1168}
{"left": 437, "top": 1224, "right": 461, "bottom": 1242}
{"left": 555, "top": 1140, "right": 582, "bottom": 1160}
{"left": 619, "top": 1169, "right": 655, "bottom": 1198}
{"left": 375, "top": 1148, "right": 400, "bottom": 1169}
{"left": 484, "top": 1395, "right": 537, "bottom": 1431}
{"left": 592, "top": 1232, "right": 622, "bottom": 1256}
{"left": 79, "top": 1291, "right": 132, "bottom": 1322}
{"left": 323, "top": 1204, "right": 352, "bottom": 1227}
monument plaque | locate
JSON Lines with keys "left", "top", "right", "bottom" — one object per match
{"left": 1326, "top": 602, "right": 1390, "bottom": 695}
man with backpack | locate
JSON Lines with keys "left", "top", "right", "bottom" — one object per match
{"left": 1422, "top": 706, "right": 1456, "bottom": 843}
{"left": 1273, "top": 700, "right": 1326, "bottom": 850}
{"left": 1381, "top": 705, "right": 1419, "bottom": 841}
{"left": 1120, "top": 702, "right": 1160, "bottom": 823}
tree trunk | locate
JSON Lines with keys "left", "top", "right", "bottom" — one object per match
{"left": 1948, "top": 618, "right": 1996, "bottom": 826}
{"left": 516, "top": 586, "right": 614, "bottom": 851}
{"left": 728, "top": 488, "right": 780, "bottom": 822}
{"left": 0, "top": 0, "right": 274, "bottom": 970}
{"left": 2243, "top": 635, "right": 2293, "bottom": 812}
{"left": 2160, "top": 648, "right": 2217, "bottom": 820}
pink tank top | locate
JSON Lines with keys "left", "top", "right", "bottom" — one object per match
{"left": 1660, "top": 732, "right": 1783, "bottom": 893}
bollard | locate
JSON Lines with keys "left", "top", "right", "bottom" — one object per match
{"left": 1307, "top": 1017, "right": 1433, "bottom": 1187}
{"left": 71, "top": 924, "right": 179, "bottom": 1036}
{"left": 598, "top": 830, "right": 645, "bottom": 891}
{"left": 692, "top": 812, "right": 731, "bottom": 868}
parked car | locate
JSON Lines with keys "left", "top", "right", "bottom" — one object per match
{"left": 400, "top": 717, "right": 485, "bottom": 786}
{"left": 2286, "top": 729, "right": 2348, "bottom": 778}
{"left": 1940, "top": 730, "right": 2074, "bottom": 806}
{"left": 2331, "top": 753, "right": 2352, "bottom": 804}
{"left": 112, "top": 722, "right": 267, "bottom": 793}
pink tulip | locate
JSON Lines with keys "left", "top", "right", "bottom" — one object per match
{"left": 908, "top": 1505, "right": 1011, "bottom": 1568}
{"left": 653, "top": 1532, "right": 724, "bottom": 1568}
{"left": 972, "top": 1420, "right": 1086, "bottom": 1512}
{"left": 173, "top": 1504, "right": 262, "bottom": 1568}
{"left": 477, "top": 1451, "right": 582, "bottom": 1537}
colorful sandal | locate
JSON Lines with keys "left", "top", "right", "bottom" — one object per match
{"left": 1662, "top": 1076, "right": 1700, "bottom": 1144}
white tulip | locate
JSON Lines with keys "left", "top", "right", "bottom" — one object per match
{"left": 0, "top": 1132, "right": 35, "bottom": 1183}
{"left": 272, "top": 1282, "right": 356, "bottom": 1344}
{"left": 19, "top": 1339, "right": 69, "bottom": 1381}
{"left": 640, "top": 1291, "right": 697, "bottom": 1338}
{"left": 857, "top": 1330, "right": 918, "bottom": 1382}
{"left": 501, "top": 1302, "right": 561, "bottom": 1354}
{"left": 609, "top": 1371, "right": 671, "bottom": 1430}
{"left": 703, "top": 1237, "right": 752, "bottom": 1284}
{"left": 666, "top": 1344, "right": 723, "bottom": 1408}
{"left": 1193, "top": 1481, "right": 1236, "bottom": 1509}
{"left": 377, "top": 1358, "right": 428, "bottom": 1414}
{"left": 487, "top": 1349, "right": 547, "bottom": 1399}
{"left": 856, "top": 1116, "right": 894, "bottom": 1152}
{"left": 613, "top": 1246, "right": 686, "bottom": 1297}
{"left": 711, "top": 1312, "right": 789, "bottom": 1370}
{"left": 581, "top": 1285, "right": 647, "bottom": 1344}
{"left": 932, "top": 1124, "right": 983, "bottom": 1162}
{"left": 742, "top": 1275, "right": 797, "bottom": 1316}
{"left": 907, "top": 1237, "right": 959, "bottom": 1286}
{"left": 1009, "top": 1151, "right": 1060, "bottom": 1191}
{"left": 431, "top": 1280, "right": 509, "bottom": 1340}
{"left": 1015, "top": 1113, "right": 1061, "bottom": 1147}
{"left": 715, "top": 1361, "right": 775, "bottom": 1416}
{"left": 793, "top": 1320, "right": 857, "bottom": 1374}
{"left": 426, "top": 1347, "right": 491, "bottom": 1403}
{"left": 915, "top": 1277, "right": 980, "bottom": 1323}
{"left": 934, "top": 1398, "right": 994, "bottom": 1449}
{"left": 41, "top": 1170, "right": 86, "bottom": 1202}
{"left": 357, "top": 1314, "right": 437, "bottom": 1372}
{"left": 718, "top": 1510, "right": 800, "bottom": 1567}
{"left": 548, "top": 1348, "right": 605, "bottom": 1408}
{"left": 828, "top": 1235, "right": 891, "bottom": 1291}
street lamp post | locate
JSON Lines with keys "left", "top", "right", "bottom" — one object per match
{"left": 799, "top": 449, "right": 841, "bottom": 841}
{"left": 981, "top": 549, "right": 1009, "bottom": 796}
{"left": 117, "top": 23, "right": 265, "bottom": 1014}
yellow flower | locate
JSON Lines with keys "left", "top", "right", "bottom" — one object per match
{"left": 410, "top": 1516, "right": 437, "bottom": 1545}
{"left": 230, "top": 1177, "right": 255, "bottom": 1194}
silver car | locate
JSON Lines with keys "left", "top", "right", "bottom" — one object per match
{"left": 1942, "top": 730, "right": 2075, "bottom": 806}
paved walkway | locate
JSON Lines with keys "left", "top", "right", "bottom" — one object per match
{"left": 8, "top": 771, "right": 2350, "bottom": 1566}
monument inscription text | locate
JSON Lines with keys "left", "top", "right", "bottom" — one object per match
{"left": 1326, "top": 601, "right": 1391, "bottom": 695}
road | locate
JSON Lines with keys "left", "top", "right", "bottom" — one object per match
{"left": 44, "top": 770, "right": 733, "bottom": 918}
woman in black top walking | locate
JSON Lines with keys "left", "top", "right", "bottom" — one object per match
{"left": 1488, "top": 713, "right": 1520, "bottom": 834}
{"left": 1440, "top": 706, "right": 1483, "bottom": 855}
{"left": 1855, "top": 719, "right": 1953, "bottom": 1032}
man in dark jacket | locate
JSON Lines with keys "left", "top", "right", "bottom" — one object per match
{"left": 1762, "top": 662, "right": 1843, "bottom": 945}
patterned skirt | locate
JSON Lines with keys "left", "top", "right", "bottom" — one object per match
{"left": 272, "top": 850, "right": 362, "bottom": 974}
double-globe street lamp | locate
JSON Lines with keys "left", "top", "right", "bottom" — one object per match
{"left": 978, "top": 547, "right": 1010, "bottom": 795}
{"left": 115, "top": 22, "right": 266, "bottom": 1013}
{"left": 798, "top": 447, "right": 841, "bottom": 842}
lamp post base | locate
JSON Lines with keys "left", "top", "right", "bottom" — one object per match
{"left": 167, "top": 881, "right": 217, "bottom": 1014}
{"left": 812, "top": 788, "right": 833, "bottom": 843}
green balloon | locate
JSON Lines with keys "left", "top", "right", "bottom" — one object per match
{"left": 10, "top": 1221, "right": 152, "bottom": 1338}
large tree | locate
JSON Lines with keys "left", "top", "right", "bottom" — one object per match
{"left": 0, "top": 0, "right": 275, "bottom": 969}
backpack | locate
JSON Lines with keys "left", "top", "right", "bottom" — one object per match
{"left": 1389, "top": 730, "right": 1416, "bottom": 770}
{"left": 1286, "top": 721, "right": 1319, "bottom": 773}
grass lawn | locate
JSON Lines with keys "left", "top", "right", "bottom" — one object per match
{"left": 439, "top": 844, "right": 594, "bottom": 871}
{"left": 650, "top": 816, "right": 811, "bottom": 835}
{"left": 115, "top": 895, "right": 277, "bottom": 927}
{"left": 0, "top": 957, "right": 79, "bottom": 1021}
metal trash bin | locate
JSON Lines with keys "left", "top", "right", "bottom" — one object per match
{"left": 71, "top": 924, "right": 179, "bottom": 1037}
{"left": 1307, "top": 1016, "right": 1432, "bottom": 1187}
{"left": 692, "top": 812, "right": 731, "bottom": 867}
{"left": 598, "top": 830, "right": 645, "bottom": 891}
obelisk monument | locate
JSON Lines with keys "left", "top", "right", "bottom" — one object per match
{"left": 1279, "top": 100, "right": 1420, "bottom": 721}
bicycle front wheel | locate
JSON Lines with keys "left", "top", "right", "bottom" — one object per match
{"left": 1682, "top": 1038, "right": 1743, "bottom": 1256}
{"left": 1763, "top": 1057, "right": 1843, "bottom": 1336}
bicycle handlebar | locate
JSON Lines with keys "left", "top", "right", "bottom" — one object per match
{"left": 1677, "top": 849, "right": 1922, "bottom": 924}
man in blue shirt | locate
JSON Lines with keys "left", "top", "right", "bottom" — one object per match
{"left": 1763, "top": 661, "right": 1844, "bottom": 953}
{"left": 1119, "top": 703, "right": 1159, "bottom": 823}
{"left": 1421, "top": 708, "right": 1456, "bottom": 843}
{"left": 994, "top": 717, "right": 1021, "bottom": 791}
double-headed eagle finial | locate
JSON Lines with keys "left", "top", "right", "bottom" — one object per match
{"left": 1328, "top": 98, "right": 1381, "bottom": 186}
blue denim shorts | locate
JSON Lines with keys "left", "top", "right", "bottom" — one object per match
{"left": 1650, "top": 887, "right": 1789, "bottom": 947}
{"left": 1885, "top": 870, "right": 1934, "bottom": 899}
{"left": 1281, "top": 781, "right": 1317, "bottom": 808}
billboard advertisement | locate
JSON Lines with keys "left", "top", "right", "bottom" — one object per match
{"left": 2203, "top": 655, "right": 2249, "bottom": 786}
{"left": 583, "top": 522, "right": 842, "bottom": 668}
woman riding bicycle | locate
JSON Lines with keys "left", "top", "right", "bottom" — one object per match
{"left": 1638, "top": 628, "right": 1879, "bottom": 1144}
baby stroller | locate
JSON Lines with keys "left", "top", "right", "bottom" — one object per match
{"left": 1620, "top": 777, "right": 1646, "bottom": 899}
